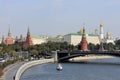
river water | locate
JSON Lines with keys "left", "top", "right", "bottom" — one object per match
{"left": 20, "top": 58, "right": 120, "bottom": 80}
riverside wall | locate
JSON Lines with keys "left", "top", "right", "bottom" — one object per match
{"left": 15, "top": 58, "right": 54, "bottom": 80}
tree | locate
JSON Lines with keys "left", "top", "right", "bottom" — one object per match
{"left": 0, "top": 47, "right": 3, "bottom": 56}
{"left": 30, "top": 50, "right": 39, "bottom": 59}
{"left": 88, "top": 43, "right": 95, "bottom": 50}
{"left": 107, "top": 43, "right": 115, "bottom": 50}
{"left": 114, "top": 39, "right": 120, "bottom": 50}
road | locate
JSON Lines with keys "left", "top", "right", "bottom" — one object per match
{"left": 3, "top": 62, "right": 25, "bottom": 80}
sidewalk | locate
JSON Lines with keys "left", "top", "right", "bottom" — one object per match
{"left": 1, "top": 61, "right": 25, "bottom": 80}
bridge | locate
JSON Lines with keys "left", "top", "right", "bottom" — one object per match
{"left": 57, "top": 50, "right": 120, "bottom": 62}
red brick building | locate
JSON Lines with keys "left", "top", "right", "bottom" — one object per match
{"left": 15, "top": 34, "right": 25, "bottom": 45}
{"left": 1, "top": 36, "right": 6, "bottom": 44}
{"left": 23, "top": 28, "right": 33, "bottom": 48}
{"left": 1, "top": 28, "right": 14, "bottom": 45}
{"left": 80, "top": 27, "right": 88, "bottom": 51}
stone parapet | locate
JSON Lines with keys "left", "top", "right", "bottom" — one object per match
{"left": 15, "top": 58, "right": 54, "bottom": 80}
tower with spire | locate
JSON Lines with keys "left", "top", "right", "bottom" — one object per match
{"left": 24, "top": 27, "right": 33, "bottom": 48}
{"left": 80, "top": 25, "right": 88, "bottom": 51}
{"left": 2, "top": 27, "right": 14, "bottom": 45}
{"left": 8, "top": 27, "right": 11, "bottom": 37}
{"left": 1, "top": 35, "right": 6, "bottom": 44}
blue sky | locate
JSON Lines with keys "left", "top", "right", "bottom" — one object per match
{"left": 0, "top": 0, "right": 120, "bottom": 38}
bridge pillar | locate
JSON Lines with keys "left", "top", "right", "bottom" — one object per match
{"left": 52, "top": 51, "right": 58, "bottom": 63}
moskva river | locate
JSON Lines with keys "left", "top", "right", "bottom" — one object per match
{"left": 20, "top": 58, "right": 120, "bottom": 80}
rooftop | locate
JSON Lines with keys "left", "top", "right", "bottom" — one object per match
{"left": 65, "top": 32, "right": 98, "bottom": 37}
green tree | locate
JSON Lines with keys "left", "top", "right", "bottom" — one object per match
{"left": 30, "top": 50, "right": 39, "bottom": 59}
{"left": 114, "top": 39, "right": 120, "bottom": 50}
{"left": 88, "top": 43, "right": 95, "bottom": 50}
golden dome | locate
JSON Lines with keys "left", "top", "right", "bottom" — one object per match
{"left": 80, "top": 28, "right": 83, "bottom": 33}
{"left": 107, "top": 32, "right": 110, "bottom": 36}
{"left": 100, "top": 23, "right": 103, "bottom": 27}
{"left": 95, "top": 29, "right": 98, "bottom": 34}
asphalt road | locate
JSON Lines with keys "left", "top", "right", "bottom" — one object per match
{"left": 3, "top": 62, "right": 25, "bottom": 80}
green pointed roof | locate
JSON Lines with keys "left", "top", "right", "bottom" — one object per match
{"left": 8, "top": 26, "right": 11, "bottom": 33}
{"left": 27, "top": 27, "right": 30, "bottom": 35}
{"left": 8, "top": 26, "right": 11, "bottom": 36}
{"left": 82, "top": 27, "right": 86, "bottom": 36}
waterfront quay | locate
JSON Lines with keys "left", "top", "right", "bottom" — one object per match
{"left": 15, "top": 58, "right": 54, "bottom": 80}
{"left": 2, "top": 51, "right": 120, "bottom": 80}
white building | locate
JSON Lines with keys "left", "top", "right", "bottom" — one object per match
{"left": 31, "top": 35, "right": 46, "bottom": 45}
{"left": 63, "top": 32, "right": 100, "bottom": 46}
{"left": 104, "top": 32, "right": 114, "bottom": 44}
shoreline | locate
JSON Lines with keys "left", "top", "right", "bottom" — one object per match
{"left": 68, "top": 55, "right": 120, "bottom": 65}
{"left": 15, "top": 59, "right": 54, "bottom": 80}
{"left": 66, "top": 60, "right": 120, "bottom": 66}
{"left": 69, "top": 55, "right": 114, "bottom": 61}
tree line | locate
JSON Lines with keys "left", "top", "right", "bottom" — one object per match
{"left": 0, "top": 40, "right": 120, "bottom": 60}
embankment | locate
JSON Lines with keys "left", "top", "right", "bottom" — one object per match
{"left": 15, "top": 58, "right": 54, "bottom": 80}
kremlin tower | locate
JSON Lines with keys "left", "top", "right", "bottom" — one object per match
{"left": 24, "top": 27, "right": 33, "bottom": 48}
{"left": 1, "top": 36, "right": 6, "bottom": 44}
{"left": 80, "top": 27, "right": 88, "bottom": 51}
{"left": 1, "top": 27, "right": 14, "bottom": 45}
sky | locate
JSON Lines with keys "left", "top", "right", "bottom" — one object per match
{"left": 0, "top": 0, "right": 120, "bottom": 38}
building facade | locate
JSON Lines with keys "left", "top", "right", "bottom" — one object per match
{"left": 80, "top": 27, "right": 88, "bottom": 51}
{"left": 1, "top": 28, "right": 14, "bottom": 45}
{"left": 63, "top": 33, "right": 99, "bottom": 46}
{"left": 23, "top": 28, "right": 33, "bottom": 48}
{"left": 31, "top": 35, "right": 46, "bottom": 44}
